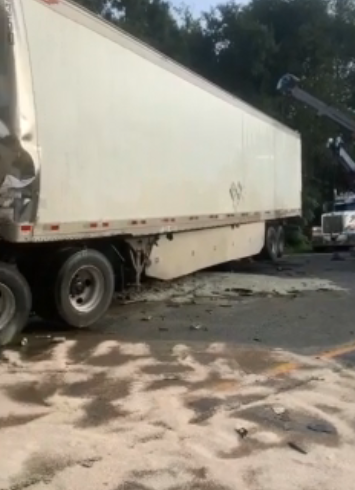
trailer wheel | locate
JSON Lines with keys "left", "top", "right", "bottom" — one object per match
{"left": 0, "top": 264, "right": 31, "bottom": 347}
{"left": 32, "top": 247, "right": 81, "bottom": 322}
{"left": 54, "top": 249, "right": 114, "bottom": 328}
{"left": 264, "top": 226, "right": 278, "bottom": 262}
{"left": 276, "top": 226, "right": 285, "bottom": 258}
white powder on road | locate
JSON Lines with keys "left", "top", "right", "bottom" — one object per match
{"left": 0, "top": 338, "right": 354, "bottom": 490}
{"left": 121, "top": 270, "right": 346, "bottom": 305}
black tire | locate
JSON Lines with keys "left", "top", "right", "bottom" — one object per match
{"left": 264, "top": 226, "right": 278, "bottom": 262}
{"left": 54, "top": 249, "right": 114, "bottom": 328}
{"left": 0, "top": 264, "right": 32, "bottom": 347}
{"left": 33, "top": 247, "right": 81, "bottom": 322}
{"left": 276, "top": 226, "right": 285, "bottom": 258}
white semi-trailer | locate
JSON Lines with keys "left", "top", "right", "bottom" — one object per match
{"left": 0, "top": 0, "right": 302, "bottom": 345}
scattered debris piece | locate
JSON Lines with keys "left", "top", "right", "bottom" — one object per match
{"left": 190, "top": 324, "right": 202, "bottom": 331}
{"left": 163, "top": 374, "right": 180, "bottom": 381}
{"left": 288, "top": 441, "right": 307, "bottom": 455}
{"left": 20, "top": 337, "right": 28, "bottom": 347}
{"left": 235, "top": 427, "right": 248, "bottom": 439}
{"left": 307, "top": 422, "right": 335, "bottom": 434}
{"left": 272, "top": 405, "right": 286, "bottom": 416}
{"left": 51, "top": 337, "right": 66, "bottom": 344}
{"left": 225, "top": 287, "right": 254, "bottom": 296}
{"left": 141, "top": 315, "right": 152, "bottom": 322}
{"left": 80, "top": 457, "right": 101, "bottom": 468}
{"left": 253, "top": 337, "right": 261, "bottom": 343}
{"left": 189, "top": 324, "right": 208, "bottom": 332}
{"left": 158, "top": 326, "right": 169, "bottom": 332}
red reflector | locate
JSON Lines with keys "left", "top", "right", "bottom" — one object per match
{"left": 42, "top": 0, "right": 59, "bottom": 4}
{"left": 50, "top": 225, "right": 60, "bottom": 231}
{"left": 89, "top": 223, "right": 98, "bottom": 228}
{"left": 21, "top": 225, "right": 32, "bottom": 232}
{"left": 102, "top": 222, "right": 109, "bottom": 227}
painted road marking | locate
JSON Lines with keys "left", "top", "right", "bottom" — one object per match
{"left": 212, "top": 341, "right": 355, "bottom": 392}
{"left": 265, "top": 341, "right": 355, "bottom": 377}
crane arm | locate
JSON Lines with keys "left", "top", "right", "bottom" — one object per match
{"left": 277, "top": 74, "right": 355, "bottom": 134}
{"left": 327, "top": 137, "right": 355, "bottom": 188}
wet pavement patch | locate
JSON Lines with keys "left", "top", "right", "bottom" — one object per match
{"left": 62, "top": 373, "right": 131, "bottom": 401}
{"left": 117, "top": 483, "right": 150, "bottom": 490}
{"left": 168, "top": 483, "right": 232, "bottom": 490}
{"left": 11, "top": 452, "right": 76, "bottom": 489}
{"left": 76, "top": 398, "right": 129, "bottom": 428}
{"left": 0, "top": 413, "right": 47, "bottom": 430}
{"left": 145, "top": 377, "right": 190, "bottom": 392}
{"left": 118, "top": 480, "right": 231, "bottom": 490}
{"left": 3, "top": 381, "right": 57, "bottom": 407}
{"left": 187, "top": 397, "right": 223, "bottom": 424}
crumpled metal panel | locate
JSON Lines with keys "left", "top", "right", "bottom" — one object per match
{"left": 0, "top": 0, "right": 39, "bottom": 225}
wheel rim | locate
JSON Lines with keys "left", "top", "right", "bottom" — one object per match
{"left": 68, "top": 266, "right": 105, "bottom": 313}
{"left": 0, "top": 284, "right": 16, "bottom": 331}
{"left": 269, "top": 231, "right": 277, "bottom": 256}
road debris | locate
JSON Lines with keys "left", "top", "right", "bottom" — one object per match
{"left": 141, "top": 315, "right": 153, "bottom": 322}
{"left": 288, "top": 441, "right": 308, "bottom": 455}
{"left": 272, "top": 405, "right": 286, "bottom": 416}
{"left": 189, "top": 324, "right": 208, "bottom": 332}
{"left": 163, "top": 374, "right": 181, "bottom": 381}
{"left": 235, "top": 427, "right": 248, "bottom": 439}
{"left": 80, "top": 457, "right": 101, "bottom": 469}
{"left": 307, "top": 422, "right": 335, "bottom": 434}
{"left": 51, "top": 337, "right": 66, "bottom": 344}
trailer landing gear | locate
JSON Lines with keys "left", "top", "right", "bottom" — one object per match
{"left": 126, "top": 237, "right": 156, "bottom": 288}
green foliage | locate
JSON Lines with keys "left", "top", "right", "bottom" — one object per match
{"left": 75, "top": 0, "right": 355, "bottom": 225}
{"left": 284, "top": 225, "right": 312, "bottom": 253}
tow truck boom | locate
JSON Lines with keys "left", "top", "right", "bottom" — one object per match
{"left": 277, "top": 73, "right": 355, "bottom": 186}
{"left": 277, "top": 74, "right": 355, "bottom": 134}
{"left": 327, "top": 137, "right": 355, "bottom": 189}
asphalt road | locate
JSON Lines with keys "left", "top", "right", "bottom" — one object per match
{"left": 22, "top": 251, "right": 355, "bottom": 361}
{"left": 2, "top": 252, "right": 355, "bottom": 490}
{"left": 105, "top": 252, "right": 355, "bottom": 355}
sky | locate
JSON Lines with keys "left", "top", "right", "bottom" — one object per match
{"left": 173, "top": 0, "right": 249, "bottom": 14}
